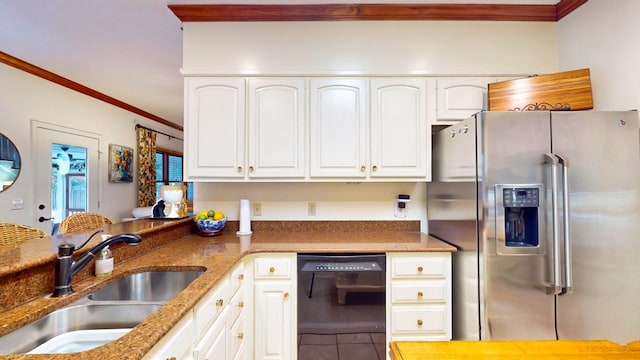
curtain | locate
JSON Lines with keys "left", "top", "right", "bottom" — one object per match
{"left": 136, "top": 127, "right": 157, "bottom": 207}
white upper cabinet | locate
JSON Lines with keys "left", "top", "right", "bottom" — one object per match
{"left": 248, "top": 78, "right": 306, "bottom": 178}
{"left": 185, "top": 77, "right": 306, "bottom": 180}
{"left": 185, "top": 77, "right": 246, "bottom": 180}
{"left": 370, "top": 78, "right": 428, "bottom": 179}
{"left": 435, "top": 77, "right": 494, "bottom": 124}
{"left": 183, "top": 76, "right": 459, "bottom": 182}
{"left": 310, "top": 78, "right": 429, "bottom": 180}
{"left": 309, "top": 78, "right": 368, "bottom": 178}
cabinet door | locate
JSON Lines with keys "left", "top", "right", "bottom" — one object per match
{"left": 143, "top": 313, "right": 195, "bottom": 360}
{"left": 194, "top": 307, "right": 231, "bottom": 360}
{"left": 436, "top": 78, "right": 493, "bottom": 123}
{"left": 254, "top": 281, "right": 294, "bottom": 360}
{"left": 310, "top": 78, "right": 367, "bottom": 178}
{"left": 185, "top": 77, "right": 246, "bottom": 179}
{"left": 370, "top": 78, "right": 428, "bottom": 179}
{"left": 248, "top": 79, "right": 306, "bottom": 178}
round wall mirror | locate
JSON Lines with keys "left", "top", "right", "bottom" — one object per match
{"left": 0, "top": 133, "right": 21, "bottom": 192}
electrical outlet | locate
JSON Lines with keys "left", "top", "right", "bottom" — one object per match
{"left": 307, "top": 202, "right": 317, "bottom": 216}
{"left": 253, "top": 202, "right": 262, "bottom": 216}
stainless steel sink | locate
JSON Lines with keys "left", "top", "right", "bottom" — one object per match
{"left": 88, "top": 270, "right": 204, "bottom": 302}
{"left": 0, "top": 269, "right": 204, "bottom": 354}
{"left": 0, "top": 302, "right": 160, "bottom": 354}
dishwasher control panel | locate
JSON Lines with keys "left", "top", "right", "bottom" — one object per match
{"left": 302, "top": 261, "right": 383, "bottom": 272}
{"left": 298, "top": 253, "right": 386, "bottom": 272}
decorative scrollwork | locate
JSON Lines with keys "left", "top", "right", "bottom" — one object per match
{"left": 509, "top": 102, "right": 571, "bottom": 111}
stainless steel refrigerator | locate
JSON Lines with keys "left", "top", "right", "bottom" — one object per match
{"left": 427, "top": 110, "right": 640, "bottom": 344}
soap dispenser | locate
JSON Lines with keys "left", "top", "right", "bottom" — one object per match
{"left": 95, "top": 234, "right": 114, "bottom": 277}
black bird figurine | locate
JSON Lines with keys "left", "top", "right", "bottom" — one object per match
{"left": 152, "top": 199, "right": 165, "bottom": 218}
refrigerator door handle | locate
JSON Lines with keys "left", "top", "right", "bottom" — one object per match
{"left": 556, "top": 154, "right": 573, "bottom": 294}
{"left": 544, "top": 153, "right": 562, "bottom": 295}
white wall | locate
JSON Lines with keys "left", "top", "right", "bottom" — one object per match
{"left": 558, "top": 0, "right": 640, "bottom": 111}
{"left": 0, "top": 63, "right": 183, "bottom": 227}
{"left": 183, "top": 21, "right": 558, "bottom": 76}
{"left": 183, "top": 20, "right": 560, "bottom": 231}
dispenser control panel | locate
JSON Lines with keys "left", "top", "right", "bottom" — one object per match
{"left": 502, "top": 188, "right": 539, "bottom": 208}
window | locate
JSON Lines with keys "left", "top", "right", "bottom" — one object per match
{"left": 155, "top": 148, "right": 193, "bottom": 202}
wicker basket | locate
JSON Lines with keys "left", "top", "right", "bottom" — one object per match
{"left": 0, "top": 223, "right": 47, "bottom": 245}
{"left": 59, "top": 212, "right": 114, "bottom": 234}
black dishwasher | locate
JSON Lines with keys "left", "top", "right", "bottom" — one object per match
{"left": 297, "top": 253, "right": 386, "bottom": 335}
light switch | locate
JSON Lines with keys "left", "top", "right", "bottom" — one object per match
{"left": 11, "top": 199, "right": 24, "bottom": 210}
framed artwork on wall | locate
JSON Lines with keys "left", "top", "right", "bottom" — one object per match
{"left": 108, "top": 144, "right": 133, "bottom": 183}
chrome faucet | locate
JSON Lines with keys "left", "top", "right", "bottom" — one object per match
{"left": 52, "top": 230, "right": 142, "bottom": 297}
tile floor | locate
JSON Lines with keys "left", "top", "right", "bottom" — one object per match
{"left": 298, "top": 332, "right": 387, "bottom": 360}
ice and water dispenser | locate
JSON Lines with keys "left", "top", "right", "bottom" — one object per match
{"left": 495, "top": 184, "right": 544, "bottom": 255}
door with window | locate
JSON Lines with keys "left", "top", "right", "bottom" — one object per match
{"left": 34, "top": 124, "right": 99, "bottom": 234}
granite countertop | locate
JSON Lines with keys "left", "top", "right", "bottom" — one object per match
{"left": 389, "top": 340, "right": 640, "bottom": 359}
{"left": 0, "top": 219, "right": 454, "bottom": 359}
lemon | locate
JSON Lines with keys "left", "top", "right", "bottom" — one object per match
{"left": 213, "top": 210, "right": 224, "bottom": 220}
{"left": 197, "top": 213, "right": 207, "bottom": 220}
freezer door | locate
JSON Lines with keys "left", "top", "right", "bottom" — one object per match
{"left": 480, "top": 111, "right": 556, "bottom": 340}
{"left": 552, "top": 111, "right": 640, "bottom": 344}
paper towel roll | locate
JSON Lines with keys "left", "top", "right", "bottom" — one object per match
{"left": 237, "top": 198, "right": 252, "bottom": 235}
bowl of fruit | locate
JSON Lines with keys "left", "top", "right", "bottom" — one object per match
{"left": 194, "top": 209, "right": 226, "bottom": 236}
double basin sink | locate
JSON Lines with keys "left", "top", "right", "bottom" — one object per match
{"left": 0, "top": 270, "right": 204, "bottom": 354}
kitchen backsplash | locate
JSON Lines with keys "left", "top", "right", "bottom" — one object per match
{"left": 194, "top": 182, "right": 427, "bottom": 232}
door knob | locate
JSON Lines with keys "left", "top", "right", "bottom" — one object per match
{"left": 38, "top": 216, "right": 53, "bottom": 223}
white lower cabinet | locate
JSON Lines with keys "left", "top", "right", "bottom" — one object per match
{"left": 194, "top": 307, "right": 231, "bottom": 360}
{"left": 249, "top": 253, "right": 297, "bottom": 360}
{"left": 386, "top": 252, "right": 452, "bottom": 358}
{"left": 144, "top": 262, "right": 245, "bottom": 360}
{"left": 143, "top": 312, "right": 195, "bottom": 360}
{"left": 145, "top": 252, "right": 451, "bottom": 360}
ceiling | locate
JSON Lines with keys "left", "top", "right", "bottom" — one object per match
{"left": 0, "top": 0, "right": 561, "bottom": 131}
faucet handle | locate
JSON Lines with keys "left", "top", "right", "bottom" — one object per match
{"left": 57, "top": 243, "right": 75, "bottom": 256}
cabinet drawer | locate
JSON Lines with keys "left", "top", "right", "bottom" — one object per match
{"left": 390, "top": 255, "right": 449, "bottom": 278}
{"left": 230, "top": 287, "right": 245, "bottom": 325}
{"left": 390, "top": 305, "right": 448, "bottom": 335}
{"left": 391, "top": 281, "right": 447, "bottom": 303}
{"left": 194, "top": 275, "right": 231, "bottom": 338}
{"left": 230, "top": 262, "right": 245, "bottom": 296}
{"left": 229, "top": 309, "right": 245, "bottom": 357}
{"left": 254, "top": 257, "right": 292, "bottom": 279}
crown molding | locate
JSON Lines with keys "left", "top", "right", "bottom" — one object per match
{"left": 556, "top": 0, "right": 588, "bottom": 19}
{"left": 169, "top": 0, "right": 588, "bottom": 22}
{"left": 0, "top": 51, "right": 183, "bottom": 131}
